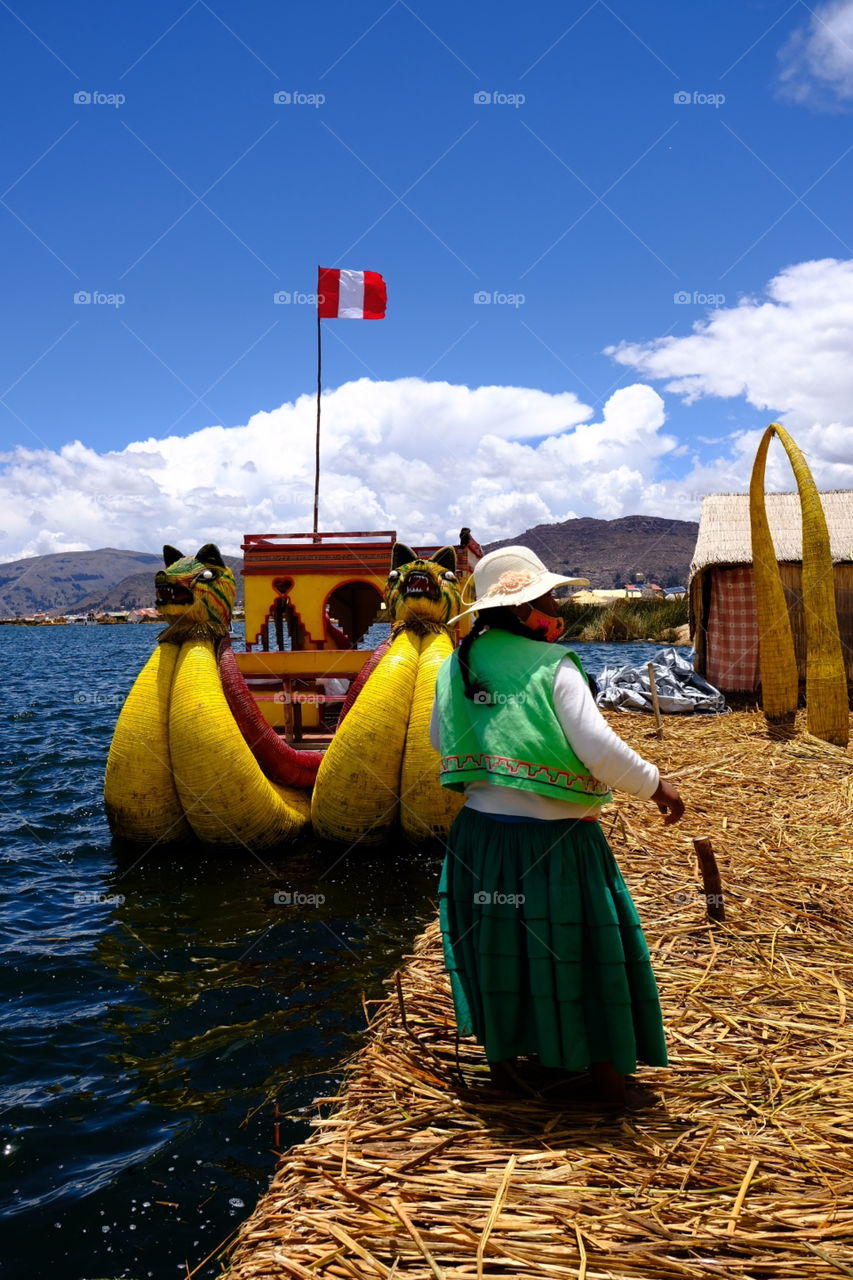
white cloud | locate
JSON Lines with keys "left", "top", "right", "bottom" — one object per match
{"left": 778, "top": 0, "right": 853, "bottom": 107}
{"left": 0, "top": 377, "right": 680, "bottom": 562}
{"left": 606, "top": 257, "right": 853, "bottom": 494}
{"left": 6, "top": 256, "right": 853, "bottom": 566}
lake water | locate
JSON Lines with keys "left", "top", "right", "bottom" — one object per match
{"left": 0, "top": 625, "right": 671, "bottom": 1280}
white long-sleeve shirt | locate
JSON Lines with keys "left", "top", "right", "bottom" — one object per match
{"left": 429, "top": 654, "right": 659, "bottom": 820}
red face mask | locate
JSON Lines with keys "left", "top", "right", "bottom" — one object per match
{"left": 521, "top": 605, "right": 565, "bottom": 643}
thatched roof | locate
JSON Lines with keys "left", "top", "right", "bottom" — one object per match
{"left": 690, "top": 490, "right": 853, "bottom": 574}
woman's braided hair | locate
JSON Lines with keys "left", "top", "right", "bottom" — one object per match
{"left": 457, "top": 606, "right": 546, "bottom": 702}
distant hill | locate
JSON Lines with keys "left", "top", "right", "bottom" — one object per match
{"left": 72, "top": 555, "right": 244, "bottom": 614}
{"left": 0, "top": 548, "right": 243, "bottom": 616}
{"left": 485, "top": 515, "right": 699, "bottom": 588}
{"left": 0, "top": 548, "right": 162, "bottom": 617}
{"left": 0, "top": 516, "right": 699, "bottom": 615}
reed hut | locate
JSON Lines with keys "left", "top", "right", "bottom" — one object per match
{"left": 690, "top": 491, "right": 853, "bottom": 693}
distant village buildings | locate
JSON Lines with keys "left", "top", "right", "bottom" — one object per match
{"left": 569, "top": 583, "right": 686, "bottom": 604}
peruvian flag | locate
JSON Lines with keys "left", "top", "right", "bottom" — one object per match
{"left": 318, "top": 267, "right": 387, "bottom": 320}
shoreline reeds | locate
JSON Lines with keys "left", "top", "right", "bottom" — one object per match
{"left": 559, "top": 598, "right": 689, "bottom": 643}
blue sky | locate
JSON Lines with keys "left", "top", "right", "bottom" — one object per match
{"left": 2, "top": 0, "right": 853, "bottom": 558}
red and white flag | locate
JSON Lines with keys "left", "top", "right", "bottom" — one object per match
{"left": 318, "top": 267, "right": 387, "bottom": 319}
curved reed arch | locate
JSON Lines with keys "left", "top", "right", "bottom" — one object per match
{"left": 749, "top": 423, "right": 848, "bottom": 746}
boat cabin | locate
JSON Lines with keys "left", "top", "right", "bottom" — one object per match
{"left": 234, "top": 530, "right": 473, "bottom": 746}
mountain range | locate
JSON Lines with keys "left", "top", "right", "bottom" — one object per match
{"left": 486, "top": 515, "right": 698, "bottom": 590}
{"left": 0, "top": 515, "right": 699, "bottom": 616}
{"left": 0, "top": 548, "right": 243, "bottom": 617}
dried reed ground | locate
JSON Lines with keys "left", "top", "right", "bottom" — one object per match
{"left": 222, "top": 710, "right": 853, "bottom": 1280}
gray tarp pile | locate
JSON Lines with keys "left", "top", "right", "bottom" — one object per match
{"left": 595, "top": 646, "right": 727, "bottom": 715}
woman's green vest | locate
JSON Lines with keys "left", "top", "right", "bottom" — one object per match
{"left": 435, "top": 629, "right": 611, "bottom": 806}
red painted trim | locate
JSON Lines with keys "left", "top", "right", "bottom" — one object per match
{"left": 218, "top": 639, "right": 322, "bottom": 786}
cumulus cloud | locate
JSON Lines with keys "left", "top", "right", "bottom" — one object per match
{"left": 778, "top": 0, "right": 853, "bottom": 107}
{"left": 0, "top": 378, "right": 683, "bottom": 562}
{"left": 6, "top": 257, "right": 853, "bottom": 564}
{"left": 606, "top": 257, "right": 853, "bottom": 493}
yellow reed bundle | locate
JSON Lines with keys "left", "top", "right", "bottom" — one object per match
{"left": 311, "top": 628, "right": 422, "bottom": 845}
{"left": 400, "top": 629, "right": 464, "bottom": 841}
{"left": 750, "top": 423, "right": 848, "bottom": 746}
{"left": 104, "top": 642, "right": 192, "bottom": 843}
{"left": 168, "top": 638, "right": 311, "bottom": 848}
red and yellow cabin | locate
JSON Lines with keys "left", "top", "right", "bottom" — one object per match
{"left": 234, "top": 531, "right": 474, "bottom": 742}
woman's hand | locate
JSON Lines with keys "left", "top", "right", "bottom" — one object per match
{"left": 651, "top": 777, "right": 684, "bottom": 825}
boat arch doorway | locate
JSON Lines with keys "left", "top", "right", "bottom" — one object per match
{"left": 324, "top": 579, "right": 385, "bottom": 649}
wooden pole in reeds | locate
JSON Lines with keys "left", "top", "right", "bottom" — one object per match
{"left": 693, "top": 835, "right": 725, "bottom": 923}
{"left": 313, "top": 268, "right": 322, "bottom": 539}
{"left": 647, "top": 662, "right": 664, "bottom": 738}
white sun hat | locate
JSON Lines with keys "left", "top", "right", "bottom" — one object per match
{"left": 447, "top": 545, "right": 589, "bottom": 624}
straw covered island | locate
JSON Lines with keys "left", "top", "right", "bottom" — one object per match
{"left": 221, "top": 709, "right": 853, "bottom": 1280}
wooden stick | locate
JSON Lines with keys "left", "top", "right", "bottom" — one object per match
{"left": 803, "top": 1241, "right": 853, "bottom": 1277}
{"left": 316, "top": 1168, "right": 396, "bottom": 1222}
{"left": 270, "top": 1253, "right": 324, "bottom": 1280}
{"left": 395, "top": 1133, "right": 461, "bottom": 1174}
{"left": 693, "top": 836, "right": 726, "bottom": 923}
{"left": 323, "top": 1219, "right": 392, "bottom": 1277}
{"left": 575, "top": 1224, "right": 588, "bottom": 1280}
{"left": 477, "top": 1154, "right": 516, "bottom": 1280}
{"left": 390, "top": 1198, "right": 445, "bottom": 1280}
{"left": 395, "top": 971, "right": 420, "bottom": 1046}
{"left": 313, "top": 275, "right": 322, "bottom": 537}
{"left": 726, "top": 1157, "right": 760, "bottom": 1233}
{"left": 647, "top": 662, "right": 664, "bottom": 738}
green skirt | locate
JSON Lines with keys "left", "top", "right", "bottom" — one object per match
{"left": 438, "top": 807, "right": 667, "bottom": 1074}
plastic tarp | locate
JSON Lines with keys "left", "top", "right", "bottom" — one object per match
{"left": 595, "top": 647, "right": 727, "bottom": 715}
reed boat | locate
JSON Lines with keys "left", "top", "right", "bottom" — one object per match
{"left": 103, "top": 527, "right": 477, "bottom": 850}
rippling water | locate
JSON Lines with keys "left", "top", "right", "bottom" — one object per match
{"left": 0, "top": 625, "right": 668, "bottom": 1280}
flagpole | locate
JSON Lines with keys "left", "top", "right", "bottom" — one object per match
{"left": 313, "top": 270, "right": 321, "bottom": 538}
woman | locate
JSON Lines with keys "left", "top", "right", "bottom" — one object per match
{"left": 430, "top": 546, "right": 684, "bottom": 1108}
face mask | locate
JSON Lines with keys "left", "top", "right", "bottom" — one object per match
{"left": 521, "top": 605, "right": 565, "bottom": 643}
